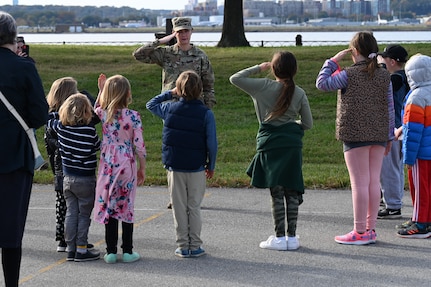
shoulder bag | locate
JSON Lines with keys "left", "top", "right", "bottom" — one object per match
{"left": 0, "top": 90, "right": 45, "bottom": 170}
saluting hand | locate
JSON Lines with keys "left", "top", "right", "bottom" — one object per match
{"left": 331, "top": 48, "right": 352, "bottom": 63}
{"left": 160, "top": 32, "right": 177, "bottom": 44}
{"left": 259, "top": 62, "right": 271, "bottom": 72}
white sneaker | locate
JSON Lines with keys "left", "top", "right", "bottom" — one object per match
{"left": 259, "top": 235, "right": 287, "bottom": 251}
{"left": 287, "top": 236, "right": 300, "bottom": 250}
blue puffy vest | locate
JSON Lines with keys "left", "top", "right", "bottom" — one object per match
{"left": 162, "top": 99, "right": 208, "bottom": 170}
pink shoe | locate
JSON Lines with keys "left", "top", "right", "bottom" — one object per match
{"left": 334, "top": 230, "right": 373, "bottom": 245}
{"left": 368, "top": 229, "right": 377, "bottom": 243}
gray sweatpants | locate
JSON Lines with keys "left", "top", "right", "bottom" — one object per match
{"left": 380, "top": 140, "right": 404, "bottom": 210}
{"left": 63, "top": 175, "right": 96, "bottom": 252}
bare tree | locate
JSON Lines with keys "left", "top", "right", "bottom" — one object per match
{"left": 217, "top": 0, "right": 249, "bottom": 47}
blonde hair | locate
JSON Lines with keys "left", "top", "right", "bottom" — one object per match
{"left": 176, "top": 70, "right": 203, "bottom": 101}
{"left": 46, "top": 77, "right": 78, "bottom": 112}
{"left": 98, "top": 75, "right": 131, "bottom": 123}
{"left": 58, "top": 93, "right": 93, "bottom": 126}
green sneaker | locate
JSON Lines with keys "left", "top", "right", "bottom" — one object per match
{"left": 103, "top": 253, "right": 117, "bottom": 264}
{"left": 123, "top": 252, "right": 140, "bottom": 263}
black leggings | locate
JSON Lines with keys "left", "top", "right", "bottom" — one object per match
{"left": 2, "top": 247, "right": 21, "bottom": 287}
{"left": 105, "top": 218, "right": 134, "bottom": 254}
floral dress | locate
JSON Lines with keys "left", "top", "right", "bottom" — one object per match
{"left": 94, "top": 107, "right": 146, "bottom": 224}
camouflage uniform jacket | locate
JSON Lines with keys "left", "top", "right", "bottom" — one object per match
{"left": 133, "top": 41, "right": 216, "bottom": 109}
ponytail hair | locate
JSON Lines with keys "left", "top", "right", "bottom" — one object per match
{"left": 265, "top": 51, "right": 297, "bottom": 122}
{"left": 350, "top": 31, "right": 379, "bottom": 78}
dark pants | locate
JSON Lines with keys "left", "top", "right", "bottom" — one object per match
{"left": 1, "top": 248, "right": 21, "bottom": 287}
{"left": 105, "top": 218, "right": 134, "bottom": 254}
{"left": 0, "top": 170, "right": 33, "bottom": 286}
{"left": 270, "top": 185, "right": 302, "bottom": 237}
{"left": 55, "top": 188, "right": 67, "bottom": 242}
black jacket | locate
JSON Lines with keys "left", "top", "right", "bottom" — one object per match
{"left": 0, "top": 47, "right": 48, "bottom": 174}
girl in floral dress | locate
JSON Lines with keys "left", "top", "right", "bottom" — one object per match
{"left": 93, "top": 74, "right": 146, "bottom": 264}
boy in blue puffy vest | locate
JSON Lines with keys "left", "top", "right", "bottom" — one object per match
{"left": 146, "top": 70, "right": 218, "bottom": 257}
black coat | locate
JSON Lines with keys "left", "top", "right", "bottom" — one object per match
{"left": 0, "top": 47, "right": 48, "bottom": 174}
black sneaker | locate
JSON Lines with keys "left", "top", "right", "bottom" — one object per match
{"left": 66, "top": 251, "right": 75, "bottom": 261}
{"left": 57, "top": 240, "right": 67, "bottom": 252}
{"left": 377, "top": 208, "right": 401, "bottom": 219}
{"left": 74, "top": 249, "right": 100, "bottom": 262}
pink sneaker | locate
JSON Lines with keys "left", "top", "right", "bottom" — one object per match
{"left": 334, "top": 230, "right": 373, "bottom": 245}
{"left": 368, "top": 229, "right": 377, "bottom": 243}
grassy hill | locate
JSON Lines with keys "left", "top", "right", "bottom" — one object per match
{"left": 32, "top": 43, "right": 431, "bottom": 189}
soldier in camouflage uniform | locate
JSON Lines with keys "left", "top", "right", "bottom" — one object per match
{"left": 132, "top": 17, "right": 216, "bottom": 109}
{"left": 133, "top": 17, "right": 215, "bottom": 209}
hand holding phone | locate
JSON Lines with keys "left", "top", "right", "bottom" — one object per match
{"left": 22, "top": 44, "right": 29, "bottom": 56}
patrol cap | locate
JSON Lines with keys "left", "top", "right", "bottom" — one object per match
{"left": 378, "top": 45, "right": 408, "bottom": 63}
{"left": 172, "top": 17, "right": 192, "bottom": 32}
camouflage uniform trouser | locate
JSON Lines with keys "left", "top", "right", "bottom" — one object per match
{"left": 269, "top": 185, "right": 302, "bottom": 237}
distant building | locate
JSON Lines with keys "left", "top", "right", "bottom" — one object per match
{"left": 12, "top": 0, "right": 18, "bottom": 6}
{"left": 119, "top": 21, "right": 146, "bottom": 28}
{"left": 156, "top": 16, "right": 200, "bottom": 27}
{"left": 244, "top": 17, "right": 275, "bottom": 26}
{"left": 99, "top": 22, "right": 112, "bottom": 28}
{"left": 242, "top": 0, "right": 391, "bottom": 22}
{"left": 306, "top": 17, "right": 359, "bottom": 26}
{"left": 55, "top": 24, "right": 84, "bottom": 33}
{"left": 192, "top": 0, "right": 218, "bottom": 16}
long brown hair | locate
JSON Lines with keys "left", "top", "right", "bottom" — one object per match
{"left": 350, "top": 31, "right": 379, "bottom": 77}
{"left": 46, "top": 77, "right": 78, "bottom": 112}
{"left": 265, "top": 51, "right": 297, "bottom": 122}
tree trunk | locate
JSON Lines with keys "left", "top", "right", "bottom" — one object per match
{"left": 217, "top": 0, "right": 250, "bottom": 47}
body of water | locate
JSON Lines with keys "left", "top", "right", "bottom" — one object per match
{"left": 19, "top": 31, "right": 431, "bottom": 47}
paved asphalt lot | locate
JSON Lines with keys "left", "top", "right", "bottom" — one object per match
{"left": 3, "top": 184, "right": 431, "bottom": 286}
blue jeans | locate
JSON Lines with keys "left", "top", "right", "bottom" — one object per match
{"left": 380, "top": 140, "right": 404, "bottom": 210}
{"left": 63, "top": 175, "right": 96, "bottom": 251}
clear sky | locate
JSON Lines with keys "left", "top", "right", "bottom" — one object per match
{"left": 16, "top": 0, "right": 189, "bottom": 10}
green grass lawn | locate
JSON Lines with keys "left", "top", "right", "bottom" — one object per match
{"left": 32, "top": 43, "right": 431, "bottom": 189}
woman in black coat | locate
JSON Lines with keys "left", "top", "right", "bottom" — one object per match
{"left": 0, "top": 11, "right": 48, "bottom": 287}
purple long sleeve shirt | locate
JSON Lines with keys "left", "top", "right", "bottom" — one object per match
{"left": 316, "top": 59, "right": 395, "bottom": 140}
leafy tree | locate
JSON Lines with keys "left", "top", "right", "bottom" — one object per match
{"left": 57, "top": 11, "right": 76, "bottom": 24}
{"left": 81, "top": 15, "right": 104, "bottom": 27}
{"left": 217, "top": 0, "right": 249, "bottom": 47}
